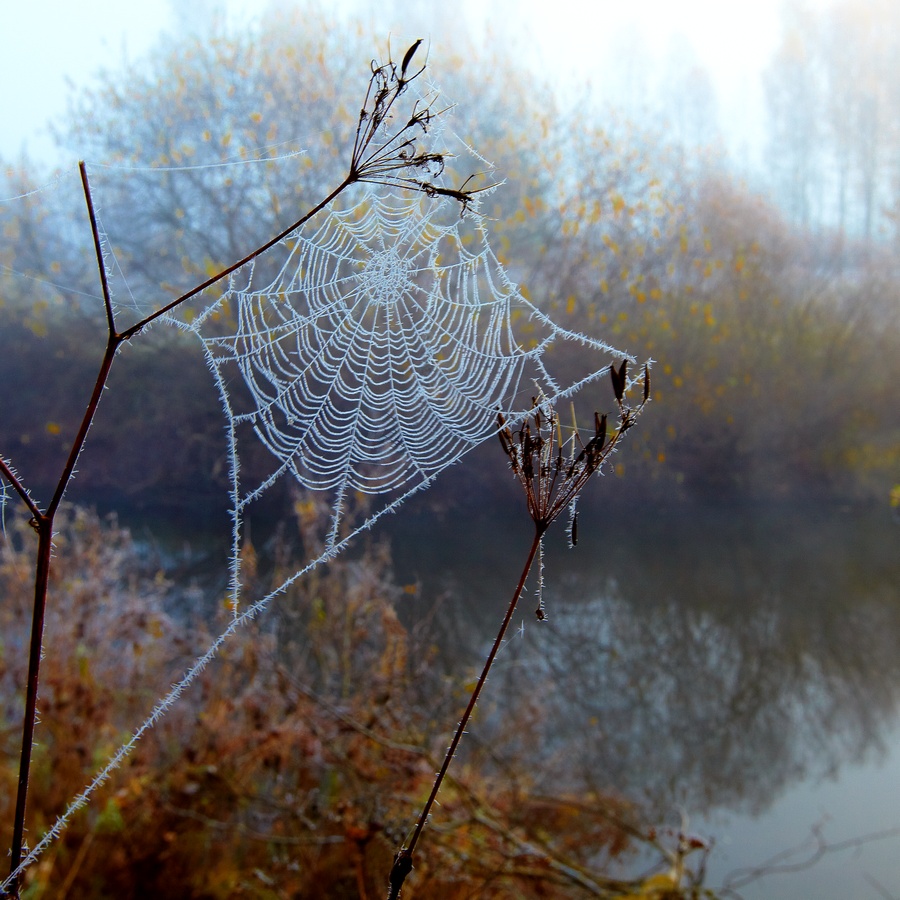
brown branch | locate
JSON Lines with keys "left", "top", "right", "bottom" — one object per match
{"left": 388, "top": 527, "right": 544, "bottom": 898}
{"left": 118, "top": 175, "right": 354, "bottom": 340}
{"left": 467, "top": 808, "right": 630, "bottom": 896}
{"left": 7, "top": 515, "right": 52, "bottom": 888}
{"left": 722, "top": 821, "right": 900, "bottom": 894}
{"left": 0, "top": 458, "right": 41, "bottom": 520}
{"left": 79, "top": 162, "right": 116, "bottom": 335}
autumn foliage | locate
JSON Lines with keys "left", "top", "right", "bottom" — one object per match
{"left": 1, "top": 5, "right": 897, "bottom": 511}
{"left": 0, "top": 505, "right": 672, "bottom": 898}
{"left": 1, "top": 3, "right": 898, "bottom": 896}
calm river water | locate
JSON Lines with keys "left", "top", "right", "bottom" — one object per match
{"left": 384, "top": 485, "right": 900, "bottom": 899}
{"left": 133, "top": 473, "right": 900, "bottom": 898}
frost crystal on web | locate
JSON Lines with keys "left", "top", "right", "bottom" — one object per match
{"left": 192, "top": 186, "right": 621, "bottom": 534}
{"left": 0, "top": 48, "right": 636, "bottom": 893}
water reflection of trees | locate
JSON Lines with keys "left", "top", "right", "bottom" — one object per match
{"left": 463, "top": 502, "right": 900, "bottom": 818}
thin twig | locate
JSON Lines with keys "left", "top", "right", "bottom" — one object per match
{"left": 3, "top": 44, "right": 474, "bottom": 895}
{"left": 79, "top": 162, "right": 116, "bottom": 334}
{"left": 7, "top": 516, "right": 52, "bottom": 889}
{"left": 118, "top": 175, "right": 354, "bottom": 340}
{"left": 721, "top": 822, "right": 900, "bottom": 893}
{"left": 6, "top": 167, "right": 123, "bottom": 892}
{"left": 0, "top": 459, "right": 41, "bottom": 520}
{"left": 467, "top": 808, "right": 629, "bottom": 896}
{"left": 388, "top": 527, "right": 544, "bottom": 898}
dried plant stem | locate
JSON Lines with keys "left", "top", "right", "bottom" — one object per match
{"left": 119, "top": 176, "right": 353, "bottom": 340}
{"left": 2, "top": 167, "right": 353, "bottom": 897}
{"left": 4, "top": 42, "right": 476, "bottom": 893}
{"left": 4, "top": 163, "right": 363, "bottom": 895}
{"left": 389, "top": 381, "right": 650, "bottom": 897}
{"left": 388, "top": 526, "right": 545, "bottom": 899}
{"left": 8, "top": 520, "right": 51, "bottom": 883}
{"left": 6, "top": 165, "right": 120, "bottom": 891}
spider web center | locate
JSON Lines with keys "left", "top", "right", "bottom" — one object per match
{"left": 361, "top": 248, "right": 412, "bottom": 307}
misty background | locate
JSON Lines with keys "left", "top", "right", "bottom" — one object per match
{"left": 1, "top": 1, "right": 899, "bottom": 897}
{"left": 4, "top": 0, "right": 900, "bottom": 244}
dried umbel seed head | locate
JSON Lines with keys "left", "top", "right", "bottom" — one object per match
{"left": 497, "top": 360, "right": 651, "bottom": 533}
{"left": 349, "top": 40, "right": 494, "bottom": 214}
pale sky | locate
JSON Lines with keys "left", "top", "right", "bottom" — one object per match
{"left": 0, "top": 0, "right": 832, "bottom": 168}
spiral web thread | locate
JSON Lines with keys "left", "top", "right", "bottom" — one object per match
{"left": 190, "top": 185, "right": 623, "bottom": 609}
{"left": 2, "top": 170, "right": 627, "bottom": 892}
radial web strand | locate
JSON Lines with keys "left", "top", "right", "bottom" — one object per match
{"left": 0, "top": 64, "right": 636, "bottom": 891}
{"left": 190, "top": 186, "right": 622, "bottom": 559}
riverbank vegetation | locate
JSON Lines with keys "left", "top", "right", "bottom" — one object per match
{"left": 1, "top": 504, "right": 717, "bottom": 898}
{"left": 2, "top": 3, "right": 899, "bottom": 896}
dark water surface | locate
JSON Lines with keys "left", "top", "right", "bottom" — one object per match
{"left": 385, "top": 490, "right": 900, "bottom": 898}
{"left": 126, "top": 483, "right": 900, "bottom": 897}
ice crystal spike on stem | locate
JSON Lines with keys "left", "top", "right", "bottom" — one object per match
{"left": 387, "top": 365, "right": 651, "bottom": 898}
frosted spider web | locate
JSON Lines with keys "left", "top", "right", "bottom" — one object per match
{"left": 1, "top": 148, "right": 629, "bottom": 892}
{"left": 190, "top": 185, "right": 622, "bottom": 559}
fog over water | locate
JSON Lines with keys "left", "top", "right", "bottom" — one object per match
{"left": 2, "top": 0, "right": 898, "bottom": 896}
{"left": 386, "top": 485, "right": 900, "bottom": 899}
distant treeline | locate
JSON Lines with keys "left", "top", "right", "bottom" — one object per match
{"left": 762, "top": 0, "right": 900, "bottom": 242}
{"left": 1, "top": 5, "right": 897, "bottom": 517}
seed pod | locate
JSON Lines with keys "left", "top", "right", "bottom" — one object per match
{"left": 617, "top": 360, "right": 629, "bottom": 399}
{"left": 523, "top": 426, "right": 534, "bottom": 477}
{"left": 496, "top": 412, "right": 513, "bottom": 455}
{"left": 643, "top": 363, "right": 651, "bottom": 405}
{"left": 498, "top": 430, "right": 511, "bottom": 456}
{"left": 595, "top": 412, "right": 607, "bottom": 448}
{"left": 571, "top": 511, "right": 579, "bottom": 546}
{"left": 400, "top": 39, "right": 423, "bottom": 79}
{"left": 609, "top": 361, "right": 624, "bottom": 401}
{"left": 553, "top": 415, "right": 563, "bottom": 472}
{"left": 567, "top": 447, "right": 587, "bottom": 479}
